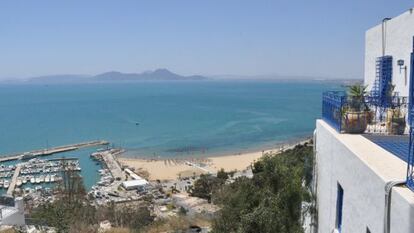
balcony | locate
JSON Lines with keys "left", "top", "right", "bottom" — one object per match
{"left": 322, "top": 91, "right": 408, "bottom": 135}
{"left": 321, "top": 90, "right": 414, "bottom": 192}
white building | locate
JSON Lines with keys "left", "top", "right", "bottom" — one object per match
{"left": 121, "top": 179, "right": 148, "bottom": 190}
{"left": 365, "top": 9, "right": 414, "bottom": 96}
{"left": 121, "top": 168, "right": 149, "bottom": 190}
{"left": 315, "top": 8, "right": 414, "bottom": 233}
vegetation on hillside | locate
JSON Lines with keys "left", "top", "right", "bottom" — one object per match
{"left": 211, "top": 143, "right": 314, "bottom": 233}
{"left": 190, "top": 143, "right": 314, "bottom": 233}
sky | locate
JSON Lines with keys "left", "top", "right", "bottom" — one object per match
{"left": 0, "top": 1, "right": 413, "bottom": 80}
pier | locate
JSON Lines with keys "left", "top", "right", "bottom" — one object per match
{"left": 7, "top": 165, "right": 21, "bottom": 195}
{"left": 99, "top": 149, "right": 124, "bottom": 180}
{"left": 0, "top": 140, "right": 109, "bottom": 163}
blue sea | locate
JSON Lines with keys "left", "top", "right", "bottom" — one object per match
{"left": 0, "top": 80, "right": 339, "bottom": 189}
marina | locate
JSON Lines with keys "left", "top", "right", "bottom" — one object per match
{"left": 0, "top": 141, "right": 112, "bottom": 197}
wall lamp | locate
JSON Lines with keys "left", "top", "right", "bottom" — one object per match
{"left": 397, "top": 59, "right": 408, "bottom": 86}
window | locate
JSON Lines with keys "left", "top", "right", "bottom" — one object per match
{"left": 336, "top": 183, "right": 344, "bottom": 232}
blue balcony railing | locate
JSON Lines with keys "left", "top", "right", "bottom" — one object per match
{"left": 322, "top": 91, "right": 408, "bottom": 135}
{"left": 322, "top": 91, "right": 346, "bottom": 132}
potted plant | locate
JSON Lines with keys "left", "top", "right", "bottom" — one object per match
{"left": 384, "top": 84, "right": 406, "bottom": 135}
{"left": 387, "top": 107, "right": 406, "bottom": 135}
{"left": 342, "top": 84, "right": 368, "bottom": 134}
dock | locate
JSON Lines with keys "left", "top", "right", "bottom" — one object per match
{"left": 100, "top": 149, "right": 124, "bottom": 180}
{"left": 7, "top": 165, "right": 21, "bottom": 195}
{"left": 0, "top": 140, "right": 109, "bottom": 163}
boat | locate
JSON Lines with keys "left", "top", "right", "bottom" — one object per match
{"left": 30, "top": 177, "right": 35, "bottom": 184}
{"left": 45, "top": 175, "right": 50, "bottom": 183}
{"left": 35, "top": 177, "right": 41, "bottom": 184}
{"left": 50, "top": 175, "right": 55, "bottom": 182}
{"left": 40, "top": 175, "right": 45, "bottom": 183}
{"left": 4, "top": 180, "right": 9, "bottom": 189}
{"left": 35, "top": 186, "right": 42, "bottom": 192}
{"left": 22, "top": 177, "right": 27, "bottom": 184}
{"left": 16, "top": 178, "right": 22, "bottom": 187}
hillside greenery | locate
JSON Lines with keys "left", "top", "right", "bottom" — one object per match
{"left": 209, "top": 143, "right": 314, "bottom": 233}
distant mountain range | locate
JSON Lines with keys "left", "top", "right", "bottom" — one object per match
{"left": 14, "top": 69, "right": 208, "bottom": 83}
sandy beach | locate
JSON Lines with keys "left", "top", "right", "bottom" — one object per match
{"left": 118, "top": 139, "right": 310, "bottom": 181}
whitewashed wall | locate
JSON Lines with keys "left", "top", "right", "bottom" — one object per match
{"left": 315, "top": 120, "right": 414, "bottom": 233}
{"left": 365, "top": 9, "right": 414, "bottom": 97}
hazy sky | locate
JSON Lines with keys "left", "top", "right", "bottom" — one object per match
{"left": 0, "top": 1, "right": 413, "bottom": 79}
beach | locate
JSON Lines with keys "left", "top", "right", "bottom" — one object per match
{"left": 118, "top": 139, "right": 310, "bottom": 181}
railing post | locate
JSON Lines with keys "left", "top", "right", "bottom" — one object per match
{"left": 407, "top": 36, "right": 414, "bottom": 191}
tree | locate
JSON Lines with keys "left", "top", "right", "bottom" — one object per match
{"left": 211, "top": 144, "right": 313, "bottom": 233}
{"left": 189, "top": 174, "right": 223, "bottom": 202}
{"left": 216, "top": 168, "right": 229, "bottom": 181}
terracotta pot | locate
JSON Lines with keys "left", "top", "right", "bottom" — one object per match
{"left": 388, "top": 117, "right": 406, "bottom": 135}
{"left": 343, "top": 111, "right": 368, "bottom": 134}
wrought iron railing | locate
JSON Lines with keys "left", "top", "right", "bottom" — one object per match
{"left": 322, "top": 91, "right": 408, "bottom": 135}
{"left": 406, "top": 38, "right": 414, "bottom": 192}
{"left": 322, "top": 91, "right": 346, "bottom": 132}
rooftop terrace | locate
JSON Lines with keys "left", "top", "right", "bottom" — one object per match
{"left": 321, "top": 88, "right": 414, "bottom": 192}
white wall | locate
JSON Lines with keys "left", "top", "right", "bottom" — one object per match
{"left": 365, "top": 9, "right": 414, "bottom": 97}
{"left": 315, "top": 120, "right": 414, "bottom": 233}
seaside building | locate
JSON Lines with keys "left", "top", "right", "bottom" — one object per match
{"left": 315, "top": 8, "right": 414, "bottom": 233}
{"left": 121, "top": 168, "right": 149, "bottom": 190}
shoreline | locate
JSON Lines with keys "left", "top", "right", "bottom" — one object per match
{"left": 122, "top": 134, "right": 313, "bottom": 160}
{"left": 118, "top": 137, "right": 312, "bottom": 181}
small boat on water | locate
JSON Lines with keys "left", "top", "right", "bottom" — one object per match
{"left": 40, "top": 175, "right": 45, "bottom": 183}
{"left": 35, "top": 186, "right": 42, "bottom": 192}
{"left": 22, "top": 177, "right": 27, "bottom": 184}
{"left": 50, "top": 175, "right": 55, "bottom": 182}
{"left": 4, "top": 180, "right": 10, "bottom": 189}
{"left": 35, "top": 177, "right": 41, "bottom": 184}
{"left": 45, "top": 175, "right": 50, "bottom": 183}
{"left": 16, "top": 178, "right": 22, "bottom": 187}
{"left": 30, "top": 177, "right": 35, "bottom": 184}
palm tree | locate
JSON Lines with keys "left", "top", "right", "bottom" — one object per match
{"left": 347, "top": 84, "right": 367, "bottom": 111}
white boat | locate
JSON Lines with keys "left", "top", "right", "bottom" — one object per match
{"left": 40, "top": 175, "right": 45, "bottom": 183}
{"left": 45, "top": 175, "right": 50, "bottom": 183}
{"left": 30, "top": 177, "right": 35, "bottom": 184}
{"left": 50, "top": 175, "right": 55, "bottom": 182}
{"left": 22, "top": 178, "right": 27, "bottom": 184}
{"left": 16, "top": 179, "right": 22, "bottom": 187}
{"left": 35, "top": 177, "right": 41, "bottom": 184}
{"left": 35, "top": 186, "right": 42, "bottom": 192}
{"left": 4, "top": 180, "right": 9, "bottom": 189}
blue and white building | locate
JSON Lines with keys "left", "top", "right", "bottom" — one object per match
{"left": 315, "top": 8, "right": 414, "bottom": 233}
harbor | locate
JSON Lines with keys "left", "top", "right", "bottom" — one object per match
{"left": 0, "top": 141, "right": 111, "bottom": 197}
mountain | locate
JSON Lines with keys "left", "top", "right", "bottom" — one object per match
{"left": 93, "top": 69, "right": 207, "bottom": 81}
{"left": 92, "top": 69, "right": 208, "bottom": 81}
{"left": 23, "top": 69, "right": 208, "bottom": 83}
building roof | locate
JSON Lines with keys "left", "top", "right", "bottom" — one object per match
{"left": 122, "top": 179, "right": 148, "bottom": 188}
